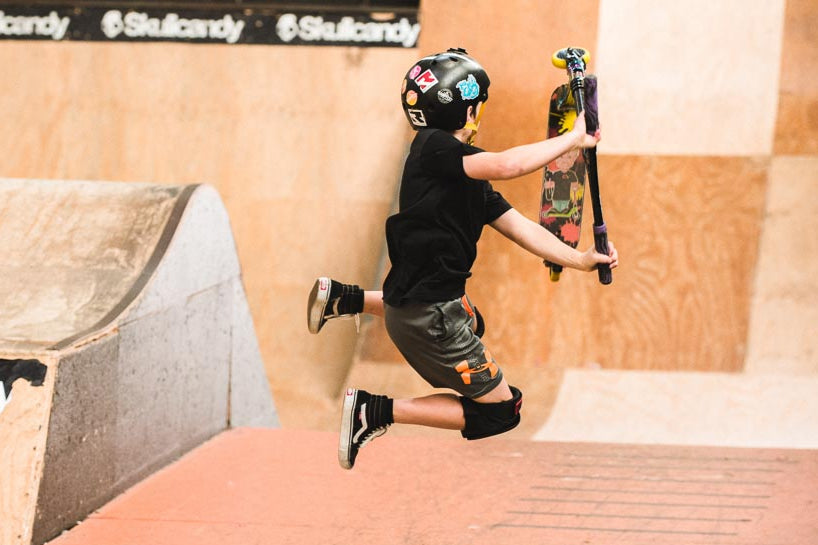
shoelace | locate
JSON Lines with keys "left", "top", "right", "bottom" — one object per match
{"left": 358, "top": 424, "right": 389, "bottom": 448}
{"left": 328, "top": 298, "right": 360, "bottom": 333}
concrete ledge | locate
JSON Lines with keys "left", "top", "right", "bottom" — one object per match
{"left": 0, "top": 179, "right": 278, "bottom": 545}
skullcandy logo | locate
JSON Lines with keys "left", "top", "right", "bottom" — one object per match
{"left": 407, "top": 109, "right": 427, "bottom": 127}
{"left": 100, "top": 10, "right": 123, "bottom": 37}
{"left": 275, "top": 13, "right": 299, "bottom": 41}
{"left": 100, "top": 10, "right": 245, "bottom": 43}
{"left": 456, "top": 74, "right": 480, "bottom": 100}
{"left": 0, "top": 10, "right": 70, "bottom": 40}
{"left": 437, "top": 88, "right": 453, "bottom": 104}
{"left": 275, "top": 13, "right": 420, "bottom": 47}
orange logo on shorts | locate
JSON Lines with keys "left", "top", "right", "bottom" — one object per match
{"left": 455, "top": 349, "right": 498, "bottom": 385}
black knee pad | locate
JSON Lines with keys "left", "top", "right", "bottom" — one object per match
{"left": 460, "top": 386, "right": 522, "bottom": 440}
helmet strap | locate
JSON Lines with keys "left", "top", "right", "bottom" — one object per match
{"left": 464, "top": 103, "right": 485, "bottom": 145}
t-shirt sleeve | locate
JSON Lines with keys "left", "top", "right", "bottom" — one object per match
{"left": 484, "top": 182, "right": 512, "bottom": 223}
{"left": 419, "top": 130, "right": 483, "bottom": 180}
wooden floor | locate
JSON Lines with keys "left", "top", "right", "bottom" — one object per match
{"left": 48, "top": 428, "right": 818, "bottom": 545}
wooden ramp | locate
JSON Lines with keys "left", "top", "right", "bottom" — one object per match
{"left": 534, "top": 369, "right": 818, "bottom": 448}
{"left": 48, "top": 428, "right": 818, "bottom": 545}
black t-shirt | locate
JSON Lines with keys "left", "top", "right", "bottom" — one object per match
{"left": 383, "top": 129, "right": 512, "bottom": 306}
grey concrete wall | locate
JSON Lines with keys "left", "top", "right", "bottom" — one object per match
{"left": 34, "top": 281, "right": 276, "bottom": 544}
{"left": 0, "top": 180, "right": 277, "bottom": 545}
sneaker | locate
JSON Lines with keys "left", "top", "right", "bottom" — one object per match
{"left": 338, "top": 388, "right": 390, "bottom": 470}
{"left": 307, "top": 277, "right": 363, "bottom": 334}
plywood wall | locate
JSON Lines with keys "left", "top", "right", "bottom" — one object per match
{"left": 1, "top": 0, "right": 816, "bottom": 431}
{"left": 357, "top": 0, "right": 816, "bottom": 380}
{"left": 0, "top": 41, "right": 416, "bottom": 426}
{"left": 746, "top": 0, "right": 818, "bottom": 374}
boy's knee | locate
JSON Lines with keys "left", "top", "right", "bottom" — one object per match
{"left": 460, "top": 386, "right": 523, "bottom": 440}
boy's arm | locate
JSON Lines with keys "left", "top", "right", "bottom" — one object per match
{"left": 463, "top": 112, "right": 599, "bottom": 181}
{"left": 489, "top": 208, "right": 615, "bottom": 271}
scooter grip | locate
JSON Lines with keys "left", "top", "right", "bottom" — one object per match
{"left": 593, "top": 223, "right": 612, "bottom": 285}
{"left": 544, "top": 261, "right": 563, "bottom": 282}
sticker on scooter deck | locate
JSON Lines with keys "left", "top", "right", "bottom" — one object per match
{"left": 540, "top": 81, "right": 589, "bottom": 281}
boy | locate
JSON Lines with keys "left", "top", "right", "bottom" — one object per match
{"left": 309, "top": 48, "right": 618, "bottom": 469}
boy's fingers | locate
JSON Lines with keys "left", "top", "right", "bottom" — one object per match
{"left": 594, "top": 251, "right": 612, "bottom": 263}
{"left": 606, "top": 243, "right": 619, "bottom": 268}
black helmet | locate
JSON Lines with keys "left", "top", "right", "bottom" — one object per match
{"left": 401, "top": 48, "right": 490, "bottom": 131}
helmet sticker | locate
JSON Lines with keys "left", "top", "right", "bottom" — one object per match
{"left": 456, "top": 74, "right": 480, "bottom": 100}
{"left": 437, "top": 88, "right": 453, "bottom": 104}
{"left": 401, "top": 79, "right": 407, "bottom": 94}
{"left": 405, "top": 90, "right": 418, "bottom": 106}
{"left": 414, "top": 69, "right": 439, "bottom": 93}
{"left": 409, "top": 65, "right": 422, "bottom": 79}
{"left": 407, "top": 109, "right": 427, "bottom": 127}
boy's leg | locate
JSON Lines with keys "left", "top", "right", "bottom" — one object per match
{"left": 392, "top": 394, "right": 465, "bottom": 430}
{"left": 339, "top": 388, "right": 465, "bottom": 469}
{"left": 338, "top": 387, "right": 393, "bottom": 469}
{"left": 307, "top": 277, "right": 386, "bottom": 334}
{"left": 363, "top": 290, "right": 384, "bottom": 317}
{"left": 339, "top": 378, "right": 517, "bottom": 469}
{"left": 330, "top": 293, "right": 498, "bottom": 468}
{"left": 307, "top": 277, "right": 365, "bottom": 333}
{"left": 391, "top": 378, "right": 513, "bottom": 429}
{"left": 309, "top": 278, "right": 482, "bottom": 334}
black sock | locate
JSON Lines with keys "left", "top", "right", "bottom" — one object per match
{"left": 348, "top": 287, "right": 364, "bottom": 314}
{"left": 366, "top": 394, "right": 394, "bottom": 428}
{"left": 337, "top": 284, "right": 364, "bottom": 314}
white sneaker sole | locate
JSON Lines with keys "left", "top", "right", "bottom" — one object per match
{"left": 307, "top": 277, "right": 331, "bottom": 334}
{"left": 338, "top": 388, "right": 358, "bottom": 470}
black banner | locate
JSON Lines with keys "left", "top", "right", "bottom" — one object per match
{"left": 0, "top": 5, "right": 421, "bottom": 46}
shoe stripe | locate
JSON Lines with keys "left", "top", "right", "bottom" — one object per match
{"left": 308, "top": 278, "right": 331, "bottom": 334}
{"left": 352, "top": 402, "right": 367, "bottom": 444}
{"left": 338, "top": 388, "right": 356, "bottom": 469}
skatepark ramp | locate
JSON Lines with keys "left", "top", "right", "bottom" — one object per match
{"left": 0, "top": 179, "right": 278, "bottom": 545}
{"left": 534, "top": 369, "right": 818, "bottom": 449}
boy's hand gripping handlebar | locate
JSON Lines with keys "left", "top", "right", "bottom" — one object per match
{"left": 552, "top": 47, "right": 612, "bottom": 285}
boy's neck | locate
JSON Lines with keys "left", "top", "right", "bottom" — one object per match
{"left": 451, "top": 127, "right": 473, "bottom": 143}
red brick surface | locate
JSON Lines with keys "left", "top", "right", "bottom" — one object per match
{"left": 49, "top": 428, "right": 818, "bottom": 545}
